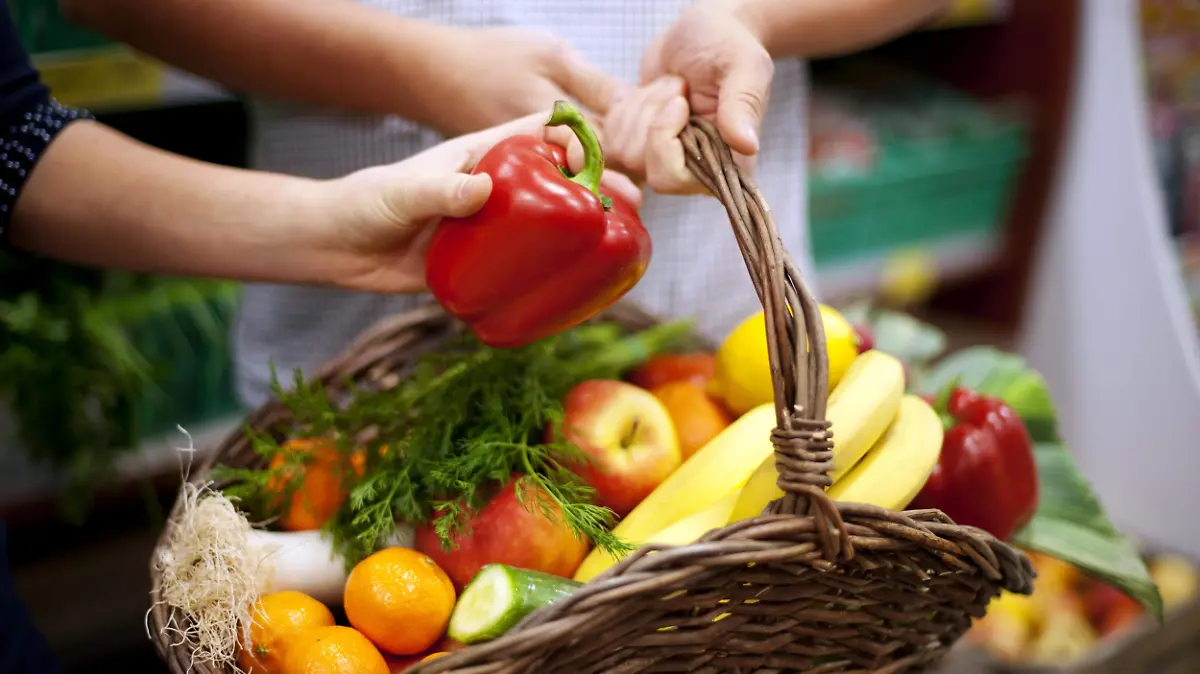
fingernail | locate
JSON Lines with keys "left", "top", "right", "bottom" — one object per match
{"left": 458, "top": 174, "right": 489, "bottom": 201}
{"left": 740, "top": 122, "right": 760, "bottom": 152}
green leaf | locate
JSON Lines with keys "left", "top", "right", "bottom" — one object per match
{"left": 918, "top": 346, "right": 1059, "bottom": 442}
{"left": 1012, "top": 443, "right": 1163, "bottom": 621}
{"left": 837, "top": 301, "right": 947, "bottom": 367}
{"left": 868, "top": 310, "right": 948, "bottom": 365}
{"left": 918, "top": 346, "right": 1019, "bottom": 394}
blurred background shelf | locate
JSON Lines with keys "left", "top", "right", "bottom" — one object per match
{"left": 11, "top": 0, "right": 234, "bottom": 112}
{"left": 0, "top": 414, "right": 238, "bottom": 522}
{"left": 33, "top": 47, "right": 233, "bottom": 112}
{"left": 929, "top": 0, "right": 1014, "bottom": 29}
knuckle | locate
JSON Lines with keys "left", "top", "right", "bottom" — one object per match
{"left": 538, "top": 35, "right": 572, "bottom": 64}
{"left": 734, "top": 87, "right": 768, "bottom": 118}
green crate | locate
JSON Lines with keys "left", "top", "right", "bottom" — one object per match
{"left": 8, "top": 0, "right": 115, "bottom": 54}
{"left": 808, "top": 64, "right": 1029, "bottom": 266}
{"left": 120, "top": 282, "right": 243, "bottom": 439}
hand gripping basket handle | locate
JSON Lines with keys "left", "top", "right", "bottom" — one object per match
{"left": 681, "top": 119, "right": 852, "bottom": 562}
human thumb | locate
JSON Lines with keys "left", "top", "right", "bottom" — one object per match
{"left": 716, "top": 52, "right": 773, "bottom": 156}
{"left": 402, "top": 173, "right": 493, "bottom": 222}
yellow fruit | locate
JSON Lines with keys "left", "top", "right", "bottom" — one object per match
{"left": 574, "top": 492, "right": 740, "bottom": 582}
{"left": 1026, "top": 602, "right": 1096, "bottom": 665}
{"left": 573, "top": 403, "right": 778, "bottom": 582}
{"left": 238, "top": 591, "right": 337, "bottom": 674}
{"left": 1150, "top": 554, "right": 1199, "bottom": 610}
{"left": 343, "top": 548, "right": 456, "bottom": 656}
{"left": 990, "top": 589, "right": 1040, "bottom": 627}
{"left": 879, "top": 249, "right": 938, "bottom": 306}
{"left": 712, "top": 305, "right": 859, "bottom": 415}
{"left": 826, "top": 395, "right": 942, "bottom": 510}
{"left": 728, "top": 350, "right": 905, "bottom": 523}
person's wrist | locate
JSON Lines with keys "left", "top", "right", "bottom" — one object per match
{"left": 721, "top": 0, "right": 778, "bottom": 57}
{"left": 255, "top": 176, "right": 348, "bottom": 287}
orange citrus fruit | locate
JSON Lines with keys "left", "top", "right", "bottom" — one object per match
{"left": 280, "top": 625, "right": 388, "bottom": 674}
{"left": 267, "top": 437, "right": 366, "bottom": 531}
{"left": 627, "top": 353, "right": 716, "bottom": 390}
{"left": 237, "top": 591, "right": 336, "bottom": 674}
{"left": 650, "top": 381, "right": 734, "bottom": 460}
{"left": 422, "top": 652, "right": 450, "bottom": 662}
{"left": 344, "top": 547, "right": 457, "bottom": 656}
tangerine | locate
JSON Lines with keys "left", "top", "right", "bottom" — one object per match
{"left": 344, "top": 547, "right": 457, "bottom": 656}
{"left": 650, "top": 381, "right": 734, "bottom": 460}
{"left": 280, "top": 625, "right": 389, "bottom": 674}
{"left": 237, "top": 591, "right": 336, "bottom": 674}
{"left": 267, "top": 437, "right": 366, "bottom": 531}
{"left": 627, "top": 353, "right": 716, "bottom": 390}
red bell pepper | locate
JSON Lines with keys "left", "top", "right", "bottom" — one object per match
{"left": 424, "top": 100, "right": 651, "bottom": 348}
{"left": 910, "top": 386, "right": 1039, "bottom": 541}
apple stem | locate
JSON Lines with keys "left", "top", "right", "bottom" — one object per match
{"left": 621, "top": 418, "right": 641, "bottom": 449}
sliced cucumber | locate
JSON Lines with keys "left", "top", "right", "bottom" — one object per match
{"left": 448, "top": 564, "right": 581, "bottom": 644}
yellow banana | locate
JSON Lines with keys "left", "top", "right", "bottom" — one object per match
{"left": 728, "top": 349, "right": 905, "bottom": 523}
{"left": 573, "top": 403, "right": 777, "bottom": 582}
{"left": 827, "top": 395, "right": 942, "bottom": 509}
{"left": 574, "top": 492, "right": 740, "bottom": 582}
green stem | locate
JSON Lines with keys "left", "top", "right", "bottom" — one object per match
{"left": 546, "top": 100, "right": 612, "bottom": 210}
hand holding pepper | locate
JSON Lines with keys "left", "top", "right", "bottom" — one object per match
{"left": 425, "top": 101, "right": 653, "bottom": 348}
{"left": 910, "top": 387, "right": 1040, "bottom": 541}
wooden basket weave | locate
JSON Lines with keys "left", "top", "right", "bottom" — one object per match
{"left": 149, "top": 119, "right": 1035, "bottom": 674}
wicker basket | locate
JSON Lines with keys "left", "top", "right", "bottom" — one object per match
{"left": 149, "top": 119, "right": 1035, "bottom": 673}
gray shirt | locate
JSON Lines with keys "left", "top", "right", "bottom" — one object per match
{"left": 234, "top": 0, "right": 811, "bottom": 406}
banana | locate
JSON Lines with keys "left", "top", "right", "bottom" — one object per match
{"left": 574, "top": 492, "right": 740, "bottom": 582}
{"left": 826, "top": 395, "right": 942, "bottom": 509}
{"left": 572, "top": 403, "right": 777, "bottom": 582}
{"left": 727, "top": 349, "right": 906, "bottom": 523}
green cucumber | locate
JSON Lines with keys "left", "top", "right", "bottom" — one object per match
{"left": 448, "top": 564, "right": 581, "bottom": 644}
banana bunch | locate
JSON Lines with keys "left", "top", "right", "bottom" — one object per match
{"left": 574, "top": 347, "right": 944, "bottom": 583}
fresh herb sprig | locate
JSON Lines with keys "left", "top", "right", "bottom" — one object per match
{"left": 217, "top": 319, "right": 693, "bottom": 566}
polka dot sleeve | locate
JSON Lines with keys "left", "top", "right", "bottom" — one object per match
{"left": 0, "top": 99, "right": 93, "bottom": 244}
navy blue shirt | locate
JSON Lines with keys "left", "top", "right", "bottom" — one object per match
{"left": 1, "top": 0, "right": 77, "bottom": 671}
{"left": 0, "top": 522, "right": 62, "bottom": 674}
{"left": 0, "top": 0, "right": 90, "bottom": 245}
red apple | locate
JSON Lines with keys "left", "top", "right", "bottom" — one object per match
{"left": 413, "top": 480, "right": 589, "bottom": 589}
{"left": 627, "top": 353, "right": 716, "bottom": 390}
{"left": 556, "top": 379, "right": 681, "bottom": 517}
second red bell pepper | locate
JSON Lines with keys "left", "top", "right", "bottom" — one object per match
{"left": 424, "top": 100, "right": 651, "bottom": 348}
{"left": 910, "top": 386, "right": 1039, "bottom": 541}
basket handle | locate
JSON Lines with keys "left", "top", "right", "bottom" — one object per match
{"left": 681, "top": 119, "right": 851, "bottom": 561}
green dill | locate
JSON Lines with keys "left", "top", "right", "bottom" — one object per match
{"left": 215, "top": 319, "right": 693, "bottom": 567}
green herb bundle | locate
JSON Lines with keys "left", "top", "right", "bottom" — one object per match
{"left": 218, "top": 319, "right": 693, "bottom": 566}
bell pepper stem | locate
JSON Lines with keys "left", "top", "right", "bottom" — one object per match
{"left": 547, "top": 100, "right": 613, "bottom": 210}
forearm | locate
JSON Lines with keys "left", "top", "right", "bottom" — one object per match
{"left": 11, "top": 120, "right": 336, "bottom": 285}
{"left": 60, "top": 0, "right": 452, "bottom": 127}
{"left": 736, "top": 0, "right": 955, "bottom": 59}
